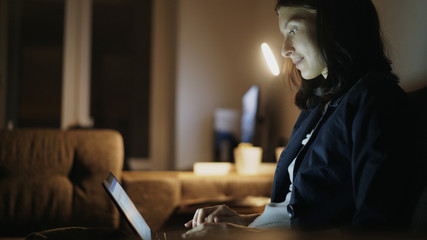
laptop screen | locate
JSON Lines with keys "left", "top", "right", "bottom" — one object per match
{"left": 103, "top": 172, "right": 151, "bottom": 240}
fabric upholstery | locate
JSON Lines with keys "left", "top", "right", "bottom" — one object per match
{"left": 0, "top": 129, "right": 124, "bottom": 237}
{"left": 121, "top": 172, "right": 181, "bottom": 232}
{"left": 409, "top": 86, "right": 427, "bottom": 231}
{"left": 177, "top": 173, "right": 273, "bottom": 216}
{"left": 179, "top": 173, "right": 273, "bottom": 205}
{"left": 120, "top": 171, "right": 274, "bottom": 232}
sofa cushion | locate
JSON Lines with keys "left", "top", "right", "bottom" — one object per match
{"left": 408, "top": 86, "right": 427, "bottom": 231}
{"left": 0, "top": 129, "right": 124, "bottom": 237}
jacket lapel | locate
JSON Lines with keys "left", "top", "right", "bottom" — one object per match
{"left": 271, "top": 105, "right": 322, "bottom": 202}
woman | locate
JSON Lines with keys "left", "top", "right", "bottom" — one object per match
{"left": 182, "top": 0, "right": 421, "bottom": 238}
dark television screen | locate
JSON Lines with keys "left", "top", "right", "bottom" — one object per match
{"left": 240, "top": 85, "right": 259, "bottom": 143}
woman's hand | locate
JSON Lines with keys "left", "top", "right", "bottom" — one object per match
{"left": 184, "top": 204, "right": 251, "bottom": 229}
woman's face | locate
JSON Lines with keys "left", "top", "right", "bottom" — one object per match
{"left": 278, "top": 6, "right": 327, "bottom": 79}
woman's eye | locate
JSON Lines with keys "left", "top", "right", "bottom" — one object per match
{"left": 289, "top": 28, "right": 297, "bottom": 35}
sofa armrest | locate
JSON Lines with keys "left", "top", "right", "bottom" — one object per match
{"left": 120, "top": 170, "right": 274, "bottom": 231}
{"left": 177, "top": 172, "right": 273, "bottom": 214}
{"left": 121, "top": 171, "right": 181, "bottom": 232}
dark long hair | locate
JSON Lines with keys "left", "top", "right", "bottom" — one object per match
{"left": 276, "top": 0, "right": 397, "bottom": 110}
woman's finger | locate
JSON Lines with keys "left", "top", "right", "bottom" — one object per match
{"left": 193, "top": 208, "right": 200, "bottom": 228}
{"left": 182, "top": 223, "right": 213, "bottom": 239}
{"left": 184, "top": 205, "right": 225, "bottom": 229}
{"left": 184, "top": 219, "right": 192, "bottom": 228}
{"left": 205, "top": 206, "right": 222, "bottom": 223}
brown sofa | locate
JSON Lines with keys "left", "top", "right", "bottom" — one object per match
{"left": 0, "top": 129, "right": 274, "bottom": 239}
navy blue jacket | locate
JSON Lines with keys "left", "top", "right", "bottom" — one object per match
{"left": 271, "top": 71, "right": 420, "bottom": 230}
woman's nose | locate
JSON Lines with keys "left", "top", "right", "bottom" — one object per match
{"left": 281, "top": 40, "right": 294, "bottom": 58}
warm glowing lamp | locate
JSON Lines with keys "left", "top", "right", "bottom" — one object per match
{"left": 261, "top": 43, "right": 280, "bottom": 76}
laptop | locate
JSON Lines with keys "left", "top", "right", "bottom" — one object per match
{"left": 102, "top": 172, "right": 183, "bottom": 240}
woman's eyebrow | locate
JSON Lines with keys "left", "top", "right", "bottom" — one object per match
{"left": 284, "top": 15, "right": 304, "bottom": 28}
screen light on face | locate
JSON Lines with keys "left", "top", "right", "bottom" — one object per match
{"left": 261, "top": 43, "right": 280, "bottom": 76}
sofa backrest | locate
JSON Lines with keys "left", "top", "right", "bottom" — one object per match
{"left": 408, "top": 86, "right": 427, "bottom": 232}
{"left": 0, "top": 129, "right": 124, "bottom": 237}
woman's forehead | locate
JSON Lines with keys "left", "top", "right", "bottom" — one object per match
{"left": 277, "top": 6, "right": 316, "bottom": 28}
